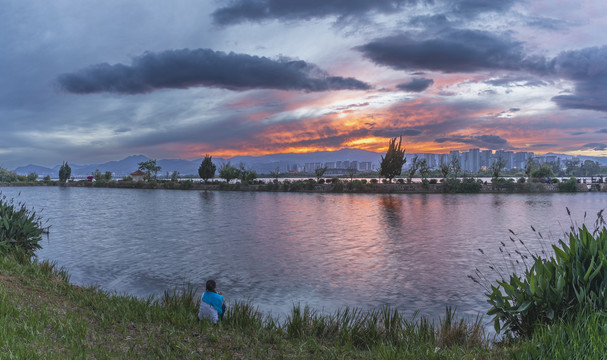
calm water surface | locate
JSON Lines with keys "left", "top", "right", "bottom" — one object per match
{"left": 2, "top": 187, "right": 606, "bottom": 321}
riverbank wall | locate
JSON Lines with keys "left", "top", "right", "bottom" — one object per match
{"left": 4, "top": 179, "right": 600, "bottom": 193}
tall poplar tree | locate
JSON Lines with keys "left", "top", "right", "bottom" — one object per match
{"left": 198, "top": 155, "right": 217, "bottom": 183}
{"left": 379, "top": 136, "right": 406, "bottom": 183}
{"left": 58, "top": 161, "right": 71, "bottom": 183}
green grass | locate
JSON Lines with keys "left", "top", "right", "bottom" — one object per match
{"left": 508, "top": 309, "right": 607, "bottom": 360}
{"left": 5, "top": 253, "right": 607, "bottom": 359}
{"left": 0, "top": 254, "right": 513, "bottom": 359}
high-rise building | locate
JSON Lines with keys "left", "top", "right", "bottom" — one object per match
{"left": 495, "top": 150, "right": 514, "bottom": 169}
{"left": 359, "top": 161, "right": 372, "bottom": 171}
{"left": 480, "top": 150, "right": 492, "bottom": 169}
{"left": 449, "top": 150, "right": 461, "bottom": 164}
{"left": 469, "top": 149, "right": 480, "bottom": 172}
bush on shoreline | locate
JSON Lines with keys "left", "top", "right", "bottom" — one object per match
{"left": 477, "top": 209, "right": 607, "bottom": 338}
{"left": 0, "top": 193, "right": 47, "bottom": 259}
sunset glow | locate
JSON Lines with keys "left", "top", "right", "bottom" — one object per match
{"left": 1, "top": 0, "right": 606, "bottom": 169}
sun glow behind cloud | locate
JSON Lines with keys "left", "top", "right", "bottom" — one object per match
{"left": 2, "top": 0, "right": 607, "bottom": 168}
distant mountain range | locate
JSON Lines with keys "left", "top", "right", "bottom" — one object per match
{"left": 12, "top": 149, "right": 384, "bottom": 177}
{"left": 12, "top": 149, "right": 607, "bottom": 178}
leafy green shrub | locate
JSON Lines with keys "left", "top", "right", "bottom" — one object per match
{"left": 288, "top": 180, "right": 304, "bottom": 191}
{"left": 429, "top": 179, "right": 437, "bottom": 184}
{"left": 492, "top": 177, "right": 516, "bottom": 192}
{"left": 0, "top": 194, "right": 47, "bottom": 258}
{"left": 558, "top": 177, "right": 578, "bottom": 192}
{"left": 485, "top": 211, "right": 607, "bottom": 337}
{"left": 0, "top": 168, "right": 27, "bottom": 183}
{"left": 370, "top": 179, "right": 378, "bottom": 184}
{"left": 444, "top": 178, "right": 482, "bottom": 193}
{"left": 332, "top": 181, "right": 344, "bottom": 192}
{"left": 179, "top": 180, "right": 193, "bottom": 190}
{"left": 305, "top": 179, "right": 316, "bottom": 190}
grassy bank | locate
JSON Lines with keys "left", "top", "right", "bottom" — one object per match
{"left": 0, "top": 254, "right": 508, "bottom": 359}
{"left": 6, "top": 255, "right": 607, "bottom": 359}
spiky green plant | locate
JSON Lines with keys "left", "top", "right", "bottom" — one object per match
{"left": 0, "top": 193, "right": 47, "bottom": 258}
{"left": 484, "top": 209, "right": 607, "bottom": 337}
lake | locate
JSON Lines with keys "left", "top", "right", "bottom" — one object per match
{"left": 2, "top": 186, "right": 605, "bottom": 322}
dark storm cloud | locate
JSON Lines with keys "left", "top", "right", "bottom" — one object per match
{"left": 372, "top": 128, "right": 423, "bottom": 137}
{"left": 396, "top": 78, "right": 434, "bottom": 92}
{"left": 212, "top": 0, "right": 422, "bottom": 25}
{"left": 57, "top": 49, "right": 371, "bottom": 94}
{"left": 581, "top": 143, "right": 607, "bottom": 151}
{"left": 435, "top": 134, "right": 511, "bottom": 149}
{"left": 357, "top": 29, "right": 527, "bottom": 73}
{"left": 359, "top": 29, "right": 607, "bottom": 112}
{"left": 550, "top": 46, "right": 607, "bottom": 111}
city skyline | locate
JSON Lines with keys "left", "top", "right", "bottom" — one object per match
{"left": 13, "top": 147, "right": 605, "bottom": 178}
{"left": 2, "top": 1, "right": 607, "bottom": 170}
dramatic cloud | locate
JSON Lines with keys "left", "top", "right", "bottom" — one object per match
{"left": 360, "top": 31, "right": 607, "bottom": 112}
{"left": 434, "top": 134, "right": 511, "bottom": 149}
{"left": 357, "top": 29, "right": 528, "bottom": 73}
{"left": 550, "top": 46, "right": 607, "bottom": 112}
{"left": 212, "top": 0, "right": 422, "bottom": 25}
{"left": 2, "top": 0, "right": 607, "bottom": 169}
{"left": 581, "top": 143, "right": 607, "bottom": 151}
{"left": 396, "top": 78, "right": 434, "bottom": 92}
{"left": 58, "top": 49, "right": 371, "bottom": 94}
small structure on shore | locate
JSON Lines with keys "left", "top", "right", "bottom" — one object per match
{"left": 130, "top": 170, "right": 146, "bottom": 182}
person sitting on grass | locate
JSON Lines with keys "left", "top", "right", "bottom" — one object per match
{"left": 198, "top": 279, "right": 226, "bottom": 324}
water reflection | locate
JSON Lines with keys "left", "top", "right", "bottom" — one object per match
{"left": 1, "top": 187, "right": 605, "bottom": 322}
{"left": 379, "top": 195, "right": 402, "bottom": 230}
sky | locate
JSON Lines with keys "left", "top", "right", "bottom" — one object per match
{"left": 1, "top": 0, "right": 607, "bottom": 169}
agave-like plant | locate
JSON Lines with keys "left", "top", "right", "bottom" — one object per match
{"left": 0, "top": 193, "right": 48, "bottom": 258}
{"left": 485, "top": 209, "right": 607, "bottom": 337}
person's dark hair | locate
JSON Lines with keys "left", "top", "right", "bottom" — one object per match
{"left": 206, "top": 279, "right": 216, "bottom": 292}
